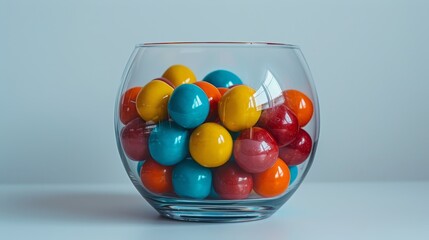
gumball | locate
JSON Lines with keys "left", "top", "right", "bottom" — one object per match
{"left": 228, "top": 84, "right": 242, "bottom": 89}
{"left": 168, "top": 84, "right": 210, "bottom": 129}
{"left": 218, "top": 85, "right": 261, "bottom": 132}
{"left": 217, "top": 87, "right": 229, "bottom": 96}
{"left": 283, "top": 90, "right": 314, "bottom": 127}
{"left": 258, "top": 104, "right": 299, "bottom": 147}
{"left": 172, "top": 158, "right": 212, "bottom": 199}
{"left": 229, "top": 130, "right": 240, "bottom": 140}
{"left": 119, "top": 87, "right": 142, "bottom": 125}
{"left": 162, "top": 64, "right": 197, "bottom": 87}
{"left": 120, "top": 118, "right": 150, "bottom": 161}
{"left": 140, "top": 158, "right": 173, "bottom": 194}
{"left": 279, "top": 129, "right": 312, "bottom": 166}
{"left": 213, "top": 162, "right": 253, "bottom": 200}
{"left": 148, "top": 121, "right": 189, "bottom": 166}
{"left": 208, "top": 185, "right": 219, "bottom": 199}
{"left": 289, "top": 165, "right": 298, "bottom": 184}
{"left": 137, "top": 161, "right": 144, "bottom": 174}
{"left": 136, "top": 79, "right": 174, "bottom": 123}
{"left": 189, "top": 123, "right": 233, "bottom": 168}
{"left": 194, "top": 81, "right": 221, "bottom": 122}
{"left": 253, "top": 158, "right": 290, "bottom": 198}
{"left": 233, "top": 127, "right": 279, "bottom": 173}
{"left": 203, "top": 70, "right": 242, "bottom": 88}
{"left": 154, "top": 77, "right": 175, "bottom": 88}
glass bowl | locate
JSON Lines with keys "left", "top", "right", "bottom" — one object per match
{"left": 114, "top": 42, "right": 320, "bottom": 222}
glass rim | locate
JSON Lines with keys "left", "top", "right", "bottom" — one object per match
{"left": 136, "top": 42, "right": 299, "bottom": 48}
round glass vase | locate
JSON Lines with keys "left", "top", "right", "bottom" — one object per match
{"left": 115, "top": 42, "right": 320, "bottom": 222}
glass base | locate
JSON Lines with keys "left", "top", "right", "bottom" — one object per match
{"left": 145, "top": 196, "right": 284, "bottom": 223}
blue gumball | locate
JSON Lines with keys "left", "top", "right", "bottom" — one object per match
{"left": 229, "top": 130, "right": 240, "bottom": 140}
{"left": 168, "top": 84, "right": 209, "bottom": 129}
{"left": 148, "top": 121, "right": 189, "bottom": 166}
{"left": 203, "top": 70, "right": 242, "bottom": 88}
{"left": 208, "top": 185, "right": 219, "bottom": 199}
{"left": 289, "top": 165, "right": 298, "bottom": 184}
{"left": 137, "top": 161, "right": 144, "bottom": 174}
{"left": 172, "top": 158, "right": 212, "bottom": 199}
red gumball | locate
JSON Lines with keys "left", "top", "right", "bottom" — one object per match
{"left": 279, "top": 129, "right": 312, "bottom": 166}
{"left": 154, "top": 77, "right": 175, "bottom": 88}
{"left": 194, "top": 81, "right": 221, "bottom": 122}
{"left": 234, "top": 127, "right": 279, "bottom": 173}
{"left": 258, "top": 104, "right": 299, "bottom": 147}
{"left": 140, "top": 158, "right": 173, "bottom": 194}
{"left": 120, "top": 118, "right": 150, "bottom": 161}
{"left": 119, "top": 87, "right": 142, "bottom": 125}
{"left": 213, "top": 162, "right": 253, "bottom": 200}
{"left": 217, "top": 87, "right": 229, "bottom": 96}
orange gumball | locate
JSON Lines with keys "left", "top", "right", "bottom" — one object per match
{"left": 119, "top": 87, "right": 142, "bottom": 124}
{"left": 194, "top": 81, "right": 222, "bottom": 122}
{"left": 283, "top": 90, "right": 314, "bottom": 127}
{"left": 140, "top": 158, "right": 173, "bottom": 194}
{"left": 253, "top": 158, "right": 290, "bottom": 198}
{"left": 218, "top": 87, "right": 229, "bottom": 96}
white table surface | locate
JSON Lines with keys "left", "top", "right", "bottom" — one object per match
{"left": 0, "top": 182, "right": 428, "bottom": 240}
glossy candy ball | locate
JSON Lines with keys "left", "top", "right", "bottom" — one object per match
{"left": 194, "top": 81, "right": 221, "bottom": 122}
{"left": 279, "top": 129, "right": 312, "bottom": 166}
{"left": 168, "top": 84, "right": 210, "bottom": 129}
{"left": 233, "top": 127, "right": 279, "bottom": 173}
{"left": 208, "top": 185, "right": 219, "bottom": 199}
{"left": 137, "top": 161, "right": 144, "bottom": 174}
{"left": 153, "top": 77, "right": 175, "bottom": 88}
{"left": 203, "top": 70, "right": 242, "bottom": 88}
{"left": 258, "top": 104, "right": 299, "bottom": 147}
{"left": 189, "top": 123, "right": 233, "bottom": 168}
{"left": 289, "top": 165, "right": 298, "bottom": 184}
{"left": 213, "top": 162, "right": 253, "bottom": 200}
{"left": 217, "top": 87, "right": 229, "bottom": 96}
{"left": 120, "top": 118, "right": 150, "bottom": 161}
{"left": 253, "top": 158, "right": 290, "bottom": 198}
{"left": 148, "top": 121, "right": 189, "bottom": 166}
{"left": 229, "top": 130, "right": 240, "bottom": 140}
{"left": 283, "top": 90, "right": 314, "bottom": 127}
{"left": 162, "top": 64, "right": 197, "bottom": 87}
{"left": 172, "top": 158, "right": 212, "bottom": 199}
{"left": 141, "top": 158, "right": 173, "bottom": 194}
{"left": 119, "top": 87, "right": 142, "bottom": 125}
{"left": 136, "top": 79, "right": 174, "bottom": 123}
{"left": 218, "top": 85, "right": 261, "bottom": 132}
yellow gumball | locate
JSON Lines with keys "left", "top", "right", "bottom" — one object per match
{"left": 218, "top": 85, "right": 261, "bottom": 132}
{"left": 189, "top": 123, "right": 233, "bottom": 168}
{"left": 162, "top": 64, "right": 197, "bottom": 87}
{"left": 136, "top": 80, "right": 174, "bottom": 122}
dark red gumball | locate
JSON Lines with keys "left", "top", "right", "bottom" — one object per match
{"left": 213, "top": 162, "right": 253, "bottom": 200}
{"left": 154, "top": 77, "right": 175, "bottom": 88}
{"left": 234, "top": 127, "right": 279, "bottom": 173}
{"left": 120, "top": 118, "right": 150, "bottom": 161}
{"left": 279, "top": 129, "right": 312, "bottom": 166}
{"left": 258, "top": 104, "right": 299, "bottom": 147}
{"left": 228, "top": 84, "right": 242, "bottom": 89}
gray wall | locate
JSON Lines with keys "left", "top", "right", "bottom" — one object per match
{"left": 1, "top": 0, "right": 428, "bottom": 184}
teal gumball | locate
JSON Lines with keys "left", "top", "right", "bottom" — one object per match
{"left": 168, "top": 84, "right": 209, "bottom": 129}
{"left": 208, "top": 185, "right": 219, "bottom": 199}
{"left": 289, "top": 165, "right": 298, "bottom": 184}
{"left": 137, "top": 161, "right": 144, "bottom": 174}
{"left": 203, "top": 70, "right": 242, "bottom": 88}
{"left": 172, "top": 158, "right": 212, "bottom": 199}
{"left": 148, "top": 121, "right": 189, "bottom": 166}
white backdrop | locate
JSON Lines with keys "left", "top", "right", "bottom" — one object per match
{"left": 1, "top": 0, "right": 428, "bottom": 184}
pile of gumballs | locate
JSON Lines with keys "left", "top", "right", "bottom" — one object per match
{"left": 119, "top": 64, "right": 314, "bottom": 200}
